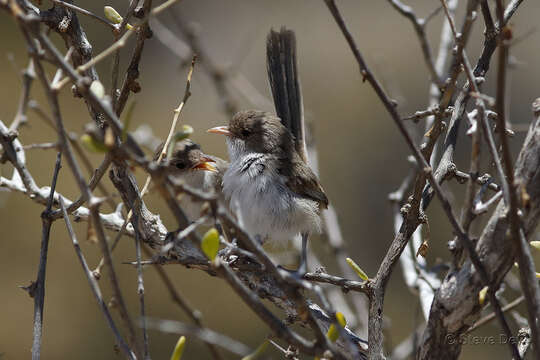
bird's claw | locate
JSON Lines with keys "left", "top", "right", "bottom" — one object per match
{"left": 277, "top": 264, "right": 307, "bottom": 284}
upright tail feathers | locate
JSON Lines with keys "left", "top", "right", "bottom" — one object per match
{"left": 266, "top": 28, "right": 307, "bottom": 162}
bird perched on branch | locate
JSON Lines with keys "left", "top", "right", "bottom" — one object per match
{"left": 208, "top": 28, "right": 327, "bottom": 277}
{"left": 155, "top": 139, "right": 228, "bottom": 221}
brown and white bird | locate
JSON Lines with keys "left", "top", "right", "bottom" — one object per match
{"left": 155, "top": 139, "right": 228, "bottom": 221}
{"left": 208, "top": 29, "right": 327, "bottom": 276}
{"left": 208, "top": 112, "right": 327, "bottom": 275}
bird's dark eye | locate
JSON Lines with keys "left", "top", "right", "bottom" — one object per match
{"left": 241, "top": 129, "right": 251, "bottom": 137}
{"left": 175, "top": 162, "right": 186, "bottom": 170}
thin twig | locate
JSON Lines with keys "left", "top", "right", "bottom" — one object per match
{"left": 168, "top": 14, "right": 239, "bottom": 116}
{"left": 453, "top": 170, "right": 500, "bottom": 192}
{"left": 217, "top": 211, "right": 350, "bottom": 359}
{"left": 304, "top": 272, "right": 370, "bottom": 295}
{"left": 142, "top": 245, "right": 224, "bottom": 360}
{"left": 23, "top": 142, "right": 58, "bottom": 150}
{"left": 54, "top": 0, "right": 184, "bottom": 92}
{"left": 28, "top": 100, "right": 116, "bottom": 210}
{"left": 145, "top": 318, "right": 252, "bottom": 356}
{"left": 133, "top": 212, "right": 150, "bottom": 359}
{"left": 0, "top": 139, "right": 133, "bottom": 238}
{"left": 30, "top": 151, "right": 61, "bottom": 360}
{"left": 215, "top": 259, "right": 321, "bottom": 356}
{"left": 401, "top": 107, "right": 453, "bottom": 122}
{"left": 426, "top": 0, "right": 456, "bottom": 141}
{"left": 51, "top": 0, "right": 114, "bottom": 30}
{"left": 10, "top": 59, "right": 35, "bottom": 131}
{"left": 494, "top": 1, "right": 540, "bottom": 356}
{"left": 45, "top": 154, "right": 113, "bottom": 221}
{"left": 466, "top": 295, "right": 525, "bottom": 334}
{"left": 115, "top": 0, "right": 152, "bottom": 115}
{"left": 456, "top": 109, "right": 482, "bottom": 264}
{"left": 421, "top": 0, "right": 525, "bottom": 213}
{"left": 474, "top": 0, "right": 525, "bottom": 76}
{"left": 22, "top": 30, "right": 142, "bottom": 355}
{"left": 325, "top": 1, "right": 519, "bottom": 358}
{"left": 154, "top": 177, "right": 354, "bottom": 358}
{"left": 59, "top": 198, "right": 136, "bottom": 360}
{"left": 93, "top": 56, "right": 196, "bottom": 277}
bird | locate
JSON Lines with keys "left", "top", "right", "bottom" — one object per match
{"left": 207, "top": 110, "right": 328, "bottom": 276}
{"left": 207, "top": 28, "right": 328, "bottom": 276}
{"left": 155, "top": 139, "right": 228, "bottom": 222}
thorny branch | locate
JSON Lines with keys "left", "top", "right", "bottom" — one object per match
{"left": 30, "top": 152, "right": 61, "bottom": 360}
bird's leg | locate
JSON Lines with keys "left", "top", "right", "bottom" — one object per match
{"left": 255, "top": 234, "right": 264, "bottom": 245}
{"left": 297, "top": 232, "right": 308, "bottom": 276}
{"left": 278, "top": 233, "right": 308, "bottom": 280}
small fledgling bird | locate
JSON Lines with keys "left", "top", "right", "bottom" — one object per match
{"left": 208, "top": 110, "right": 328, "bottom": 275}
{"left": 155, "top": 139, "right": 228, "bottom": 221}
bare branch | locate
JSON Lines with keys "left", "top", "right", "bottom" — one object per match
{"left": 401, "top": 106, "right": 453, "bottom": 123}
{"left": 466, "top": 295, "right": 525, "bottom": 334}
{"left": 133, "top": 212, "right": 150, "bottom": 359}
{"left": 59, "top": 198, "right": 136, "bottom": 360}
{"left": 143, "top": 245, "right": 224, "bottom": 360}
{"left": 30, "top": 152, "right": 61, "bottom": 360}
{"left": 304, "top": 272, "right": 370, "bottom": 295}
{"left": 10, "top": 59, "right": 35, "bottom": 131}
{"left": 494, "top": 2, "right": 540, "bottom": 354}
{"left": 50, "top": 0, "right": 114, "bottom": 30}
{"left": 145, "top": 318, "right": 252, "bottom": 356}
{"left": 419, "top": 102, "right": 540, "bottom": 359}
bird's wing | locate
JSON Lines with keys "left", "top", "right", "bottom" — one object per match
{"left": 208, "top": 155, "right": 228, "bottom": 192}
{"left": 284, "top": 158, "right": 329, "bottom": 209}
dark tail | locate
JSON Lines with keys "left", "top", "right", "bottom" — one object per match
{"left": 266, "top": 28, "right": 307, "bottom": 162}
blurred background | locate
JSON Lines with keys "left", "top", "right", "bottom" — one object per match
{"left": 1, "top": 0, "right": 539, "bottom": 359}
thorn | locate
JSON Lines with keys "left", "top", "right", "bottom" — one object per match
{"left": 19, "top": 281, "right": 37, "bottom": 298}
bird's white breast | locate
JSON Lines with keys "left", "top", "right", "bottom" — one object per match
{"left": 222, "top": 151, "right": 320, "bottom": 246}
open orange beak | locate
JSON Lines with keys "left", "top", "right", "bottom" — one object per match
{"left": 207, "top": 126, "right": 231, "bottom": 136}
{"left": 192, "top": 156, "right": 217, "bottom": 172}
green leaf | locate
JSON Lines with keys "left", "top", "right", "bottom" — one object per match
{"left": 241, "top": 339, "right": 269, "bottom": 360}
{"left": 531, "top": 241, "right": 540, "bottom": 251}
{"left": 478, "top": 286, "right": 488, "bottom": 306}
{"left": 327, "top": 324, "right": 339, "bottom": 342}
{"left": 346, "top": 257, "right": 369, "bottom": 281}
{"left": 170, "top": 336, "right": 186, "bottom": 360}
{"left": 336, "top": 312, "right": 346, "bottom": 327}
{"left": 201, "top": 228, "right": 219, "bottom": 261}
{"left": 104, "top": 6, "right": 133, "bottom": 29}
{"left": 80, "top": 134, "right": 108, "bottom": 153}
{"left": 326, "top": 312, "right": 346, "bottom": 343}
{"left": 173, "top": 125, "right": 194, "bottom": 142}
{"left": 104, "top": 6, "right": 123, "bottom": 24}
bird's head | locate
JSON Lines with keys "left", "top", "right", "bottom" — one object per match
{"left": 207, "top": 110, "right": 294, "bottom": 159}
{"left": 164, "top": 140, "right": 217, "bottom": 175}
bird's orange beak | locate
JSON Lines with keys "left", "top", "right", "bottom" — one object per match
{"left": 207, "top": 126, "right": 231, "bottom": 136}
{"left": 192, "top": 156, "right": 217, "bottom": 172}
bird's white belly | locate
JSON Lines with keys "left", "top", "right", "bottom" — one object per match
{"left": 223, "top": 158, "right": 320, "bottom": 245}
